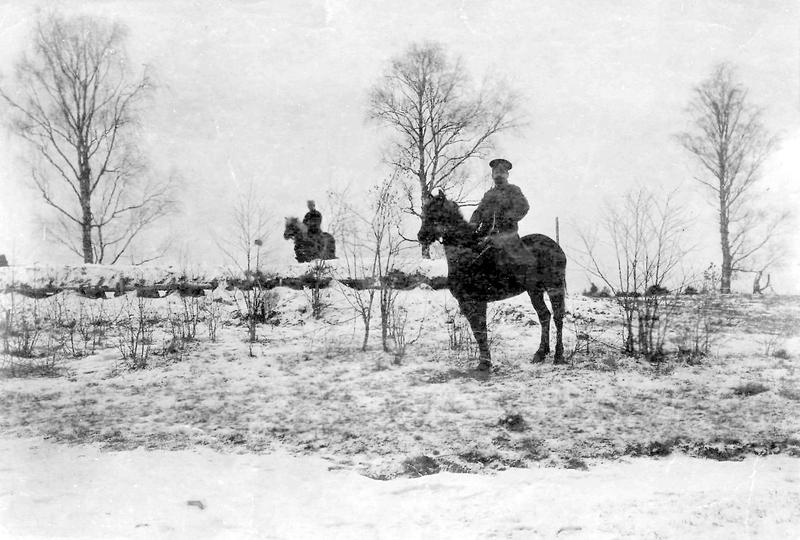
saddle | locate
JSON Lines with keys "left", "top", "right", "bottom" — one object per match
{"left": 476, "top": 232, "right": 537, "bottom": 276}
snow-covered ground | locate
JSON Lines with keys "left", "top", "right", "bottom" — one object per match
{"left": 2, "top": 436, "right": 799, "bottom": 539}
{"left": 1, "top": 274, "right": 800, "bottom": 538}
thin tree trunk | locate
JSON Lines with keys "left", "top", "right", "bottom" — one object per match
{"left": 380, "top": 289, "right": 389, "bottom": 352}
{"left": 719, "top": 200, "right": 732, "bottom": 293}
{"left": 361, "top": 324, "right": 370, "bottom": 351}
{"left": 420, "top": 187, "right": 431, "bottom": 259}
{"left": 79, "top": 165, "right": 93, "bottom": 263}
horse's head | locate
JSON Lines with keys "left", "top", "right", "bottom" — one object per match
{"left": 283, "top": 217, "right": 306, "bottom": 240}
{"left": 418, "top": 189, "right": 462, "bottom": 246}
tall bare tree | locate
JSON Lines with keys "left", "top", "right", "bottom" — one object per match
{"left": 368, "top": 42, "right": 521, "bottom": 257}
{"left": 678, "top": 63, "right": 783, "bottom": 293}
{"left": 0, "top": 13, "right": 174, "bottom": 264}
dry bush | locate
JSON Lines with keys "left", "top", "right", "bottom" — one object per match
{"left": 118, "top": 296, "right": 155, "bottom": 369}
{"left": 442, "top": 303, "right": 505, "bottom": 363}
{"left": 444, "top": 303, "right": 472, "bottom": 352}
{"left": 202, "top": 289, "right": 223, "bottom": 342}
{"left": 1, "top": 347, "right": 68, "bottom": 378}
{"left": 215, "top": 177, "right": 273, "bottom": 351}
{"left": 4, "top": 297, "right": 43, "bottom": 358}
{"left": 1, "top": 321, "right": 71, "bottom": 378}
{"left": 329, "top": 176, "right": 408, "bottom": 352}
{"left": 162, "top": 294, "right": 202, "bottom": 360}
{"left": 47, "top": 296, "right": 115, "bottom": 358}
{"left": 671, "top": 265, "right": 721, "bottom": 361}
{"left": 305, "top": 259, "right": 331, "bottom": 320}
{"left": 578, "top": 189, "right": 689, "bottom": 363}
{"left": 388, "top": 300, "right": 426, "bottom": 363}
{"left": 179, "top": 295, "right": 201, "bottom": 340}
{"left": 78, "top": 300, "right": 114, "bottom": 355}
{"left": 759, "top": 331, "right": 786, "bottom": 358}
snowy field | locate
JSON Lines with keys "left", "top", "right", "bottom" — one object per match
{"left": 2, "top": 437, "right": 798, "bottom": 539}
{"left": 1, "top": 275, "right": 800, "bottom": 538}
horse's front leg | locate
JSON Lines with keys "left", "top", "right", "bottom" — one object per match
{"left": 460, "top": 299, "right": 491, "bottom": 371}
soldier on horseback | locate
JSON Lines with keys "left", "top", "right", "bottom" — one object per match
{"left": 284, "top": 201, "right": 337, "bottom": 262}
{"left": 303, "top": 200, "right": 323, "bottom": 253}
{"left": 303, "top": 200, "right": 322, "bottom": 235}
{"left": 470, "top": 158, "right": 535, "bottom": 271}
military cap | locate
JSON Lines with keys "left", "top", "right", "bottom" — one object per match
{"left": 489, "top": 158, "right": 512, "bottom": 170}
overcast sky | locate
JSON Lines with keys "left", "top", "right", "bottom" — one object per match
{"left": 0, "top": 0, "right": 798, "bottom": 291}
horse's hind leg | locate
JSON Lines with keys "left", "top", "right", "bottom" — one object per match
{"left": 528, "top": 290, "right": 551, "bottom": 363}
{"left": 549, "top": 287, "right": 566, "bottom": 364}
{"left": 459, "top": 299, "right": 491, "bottom": 371}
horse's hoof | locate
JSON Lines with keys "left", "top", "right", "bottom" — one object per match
{"left": 532, "top": 351, "right": 547, "bottom": 364}
{"left": 477, "top": 360, "right": 492, "bottom": 372}
{"left": 553, "top": 355, "right": 567, "bottom": 365}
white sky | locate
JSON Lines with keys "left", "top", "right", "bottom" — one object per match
{"left": 0, "top": 0, "right": 798, "bottom": 290}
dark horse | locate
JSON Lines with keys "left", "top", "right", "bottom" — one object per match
{"left": 417, "top": 191, "right": 567, "bottom": 370}
{"left": 283, "top": 217, "right": 337, "bottom": 263}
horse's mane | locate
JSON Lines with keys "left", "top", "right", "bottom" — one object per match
{"left": 432, "top": 197, "right": 470, "bottom": 229}
{"left": 285, "top": 216, "right": 308, "bottom": 233}
{"left": 427, "top": 196, "right": 476, "bottom": 247}
{"left": 443, "top": 199, "right": 466, "bottom": 222}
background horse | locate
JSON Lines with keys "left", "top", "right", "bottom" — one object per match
{"left": 417, "top": 191, "right": 567, "bottom": 370}
{"left": 283, "top": 217, "right": 337, "bottom": 263}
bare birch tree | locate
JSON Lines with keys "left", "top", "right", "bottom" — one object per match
{"left": 0, "top": 13, "right": 174, "bottom": 264}
{"left": 368, "top": 42, "right": 522, "bottom": 257}
{"left": 678, "top": 63, "right": 784, "bottom": 293}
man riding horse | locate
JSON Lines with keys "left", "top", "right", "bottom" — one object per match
{"left": 303, "top": 200, "right": 322, "bottom": 235}
{"left": 417, "top": 158, "right": 566, "bottom": 371}
{"left": 303, "top": 200, "right": 324, "bottom": 252}
{"left": 284, "top": 199, "right": 337, "bottom": 262}
{"left": 470, "top": 158, "right": 536, "bottom": 272}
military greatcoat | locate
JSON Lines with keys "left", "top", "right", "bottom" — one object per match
{"left": 469, "top": 183, "right": 530, "bottom": 235}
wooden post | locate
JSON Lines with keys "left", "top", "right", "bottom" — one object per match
{"left": 555, "top": 217, "right": 560, "bottom": 245}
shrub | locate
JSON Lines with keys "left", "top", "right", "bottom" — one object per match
{"left": 118, "top": 296, "right": 155, "bottom": 370}
{"left": 583, "top": 283, "right": 611, "bottom": 298}
{"left": 6, "top": 299, "right": 43, "bottom": 358}
{"left": 732, "top": 382, "right": 769, "bottom": 397}
{"left": 773, "top": 348, "right": 790, "bottom": 359}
